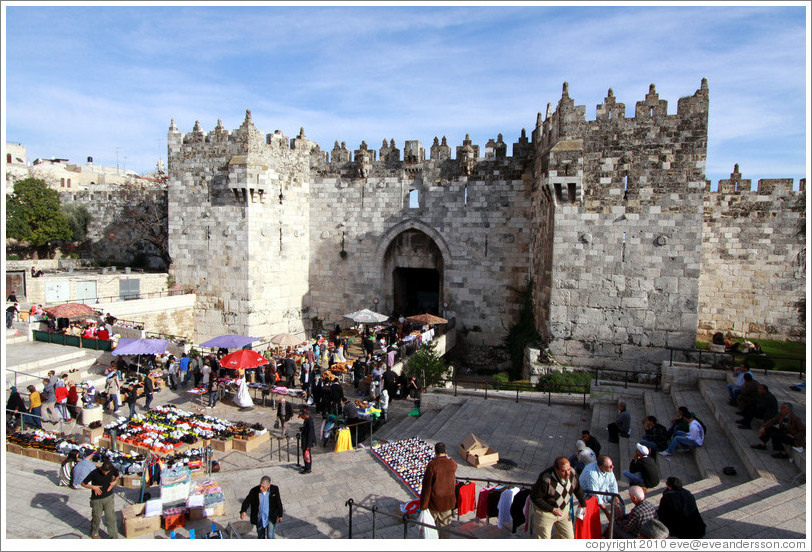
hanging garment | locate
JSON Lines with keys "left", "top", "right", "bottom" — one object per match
{"left": 510, "top": 488, "right": 531, "bottom": 533}
{"left": 455, "top": 481, "right": 477, "bottom": 516}
{"left": 334, "top": 428, "right": 353, "bottom": 452}
{"left": 486, "top": 486, "right": 506, "bottom": 518}
{"left": 575, "top": 496, "right": 602, "bottom": 539}
{"left": 233, "top": 378, "right": 253, "bottom": 408}
{"left": 497, "top": 487, "right": 521, "bottom": 529}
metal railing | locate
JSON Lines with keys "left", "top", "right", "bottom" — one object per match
{"left": 44, "top": 288, "right": 189, "bottom": 307}
{"left": 592, "top": 366, "right": 662, "bottom": 391}
{"left": 345, "top": 498, "right": 475, "bottom": 539}
{"left": 433, "top": 377, "right": 590, "bottom": 408}
{"left": 6, "top": 406, "right": 77, "bottom": 435}
{"left": 5, "top": 368, "right": 50, "bottom": 390}
{"left": 346, "top": 477, "right": 622, "bottom": 539}
{"left": 225, "top": 522, "right": 243, "bottom": 539}
{"left": 667, "top": 347, "right": 805, "bottom": 378}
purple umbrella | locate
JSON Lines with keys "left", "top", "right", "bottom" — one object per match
{"left": 199, "top": 334, "right": 260, "bottom": 349}
{"left": 113, "top": 338, "right": 169, "bottom": 356}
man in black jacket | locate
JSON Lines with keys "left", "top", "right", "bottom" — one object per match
{"left": 299, "top": 407, "right": 316, "bottom": 474}
{"left": 623, "top": 444, "right": 660, "bottom": 489}
{"left": 657, "top": 477, "right": 706, "bottom": 538}
{"left": 240, "top": 476, "right": 284, "bottom": 539}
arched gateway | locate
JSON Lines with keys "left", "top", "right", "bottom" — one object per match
{"left": 376, "top": 221, "right": 452, "bottom": 318}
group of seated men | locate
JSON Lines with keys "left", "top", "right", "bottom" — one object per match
{"left": 728, "top": 362, "right": 806, "bottom": 459}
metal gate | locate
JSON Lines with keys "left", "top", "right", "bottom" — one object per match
{"left": 45, "top": 280, "right": 70, "bottom": 303}
{"left": 75, "top": 281, "right": 97, "bottom": 304}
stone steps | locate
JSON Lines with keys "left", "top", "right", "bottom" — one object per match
{"left": 698, "top": 379, "right": 801, "bottom": 484}
{"left": 669, "top": 388, "right": 748, "bottom": 483}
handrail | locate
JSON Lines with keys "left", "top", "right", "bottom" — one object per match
{"left": 667, "top": 346, "right": 805, "bottom": 378}
{"left": 432, "top": 377, "right": 589, "bottom": 408}
{"left": 6, "top": 407, "right": 75, "bottom": 435}
{"left": 345, "top": 498, "right": 474, "bottom": 539}
{"left": 591, "top": 366, "right": 661, "bottom": 391}
{"left": 5, "top": 367, "right": 50, "bottom": 389}
{"left": 43, "top": 288, "right": 190, "bottom": 307}
{"left": 224, "top": 522, "right": 243, "bottom": 539}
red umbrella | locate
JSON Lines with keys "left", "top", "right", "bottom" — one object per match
{"left": 43, "top": 302, "right": 98, "bottom": 319}
{"left": 218, "top": 349, "right": 268, "bottom": 370}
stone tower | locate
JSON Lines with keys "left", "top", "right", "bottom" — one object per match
{"left": 167, "top": 112, "right": 315, "bottom": 341}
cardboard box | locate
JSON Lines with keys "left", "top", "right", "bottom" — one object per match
{"left": 98, "top": 437, "right": 111, "bottom": 449}
{"left": 211, "top": 438, "right": 232, "bottom": 452}
{"left": 122, "top": 502, "right": 161, "bottom": 538}
{"left": 83, "top": 426, "right": 104, "bottom": 445}
{"left": 232, "top": 430, "right": 269, "bottom": 452}
{"left": 459, "top": 433, "right": 499, "bottom": 468}
{"left": 187, "top": 502, "right": 225, "bottom": 520}
{"left": 121, "top": 474, "right": 142, "bottom": 488}
{"left": 162, "top": 511, "right": 186, "bottom": 531}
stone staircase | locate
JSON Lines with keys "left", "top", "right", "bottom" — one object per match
{"left": 5, "top": 341, "right": 108, "bottom": 392}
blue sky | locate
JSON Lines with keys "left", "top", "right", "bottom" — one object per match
{"left": 3, "top": 3, "right": 809, "bottom": 188}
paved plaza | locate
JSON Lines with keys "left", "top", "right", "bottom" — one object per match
{"left": 2, "top": 338, "right": 808, "bottom": 544}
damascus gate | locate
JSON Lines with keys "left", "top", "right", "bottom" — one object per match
{"left": 167, "top": 79, "right": 805, "bottom": 372}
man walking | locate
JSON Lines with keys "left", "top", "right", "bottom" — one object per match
{"left": 141, "top": 374, "right": 154, "bottom": 411}
{"left": 178, "top": 353, "right": 191, "bottom": 388}
{"left": 240, "top": 475, "right": 283, "bottom": 539}
{"left": 420, "top": 442, "right": 458, "bottom": 538}
{"left": 81, "top": 459, "right": 120, "bottom": 538}
{"left": 529, "top": 456, "right": 587, "bottom": 539}
{"left": 276, "top": 397, "right": 293, "bottom": 437}
{"left": 299, "top": 407, "right": 316, "bottom": 474}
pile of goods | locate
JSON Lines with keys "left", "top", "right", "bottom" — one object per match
{"left": 6, "top": 429, "right": 210, "bottom": 476}
{"left": 371, "top": 437, "right": 435, "bottom": 496}
{"left": 104, "top": 405, "right": 266, "bottom": 453}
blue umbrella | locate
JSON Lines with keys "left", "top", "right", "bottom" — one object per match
{"left": 199, "top": 334, "right": 260, "bottom": 349}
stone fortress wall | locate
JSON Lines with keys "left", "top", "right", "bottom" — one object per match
{"left": 25, "top": 79, "right": 801, "bottom": 369}
{"left": 533, "top": 82, "right": 710, "bottom": 370}
{"left": 699, "top": 166, "right": 805, "bottom": 341}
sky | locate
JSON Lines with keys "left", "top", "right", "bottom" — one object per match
{"left": 2, "top": 2, "right": 809, "bottom": 188}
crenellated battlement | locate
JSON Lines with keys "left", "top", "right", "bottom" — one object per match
{"left": 706, "top": 164, "right": 805, "bottom": 196}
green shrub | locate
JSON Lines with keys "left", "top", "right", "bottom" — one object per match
{"left": 536, "top": 370, "right": 592, "bottom": 392}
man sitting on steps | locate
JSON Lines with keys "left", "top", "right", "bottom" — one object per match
{"left": 660, "top": 412, "right": 705, "bottom": 457}
{"left": 737, "top": 383, "right": 778, "bottom": 430}
{"left": 751, "top": 402, "right": 805, "bottom": 459}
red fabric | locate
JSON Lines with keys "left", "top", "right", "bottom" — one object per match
{"left": 54, "top": 386, "right": 69, "bottom": 402}
{"left": 476, "top": 488, "right": 491, "bottom": 519}
{"left": 97, "top": 329, "right": 109, "bottom": 340}
{"left": 68, "top": 386, "right": 79, "bottom": 402}
{"left": 575, "top": 496, "right": 602, "bottom": 539}
{"left": 456, "top": 482, "right": 477, "bottom": 515}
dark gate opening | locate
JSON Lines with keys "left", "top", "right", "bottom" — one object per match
{"left": 393, "top": 267, "right": 440, "bottom": 317}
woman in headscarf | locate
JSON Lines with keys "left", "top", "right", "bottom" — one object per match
{"left": 6, "top": 386, "right": 26, "bottom": 429}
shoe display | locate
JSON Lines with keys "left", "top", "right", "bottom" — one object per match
{"left": 751, "top": 444, "right": 767, "bottom": 450}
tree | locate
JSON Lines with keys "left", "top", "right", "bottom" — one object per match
{"left": 6, "top": 177, "right": 72, "bottom": 257}
{"left": 404, "top": 340, "right": 449, "bottom": 389}
{"left": 62, "top": 203, "right": 92, "bottom": 242}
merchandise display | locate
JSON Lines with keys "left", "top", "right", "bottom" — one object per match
{"left": 103, "top": 404, "right": 266, "bottom": 453}
{"left": 371, "top": 437, "right": 435, "bottom": 496}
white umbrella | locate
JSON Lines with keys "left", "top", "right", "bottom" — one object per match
{"left": 343, "top": 309, "right": 389, "bottom": 324}
{"left": 269, "top": 333, "right": 306, "bottom": 347}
